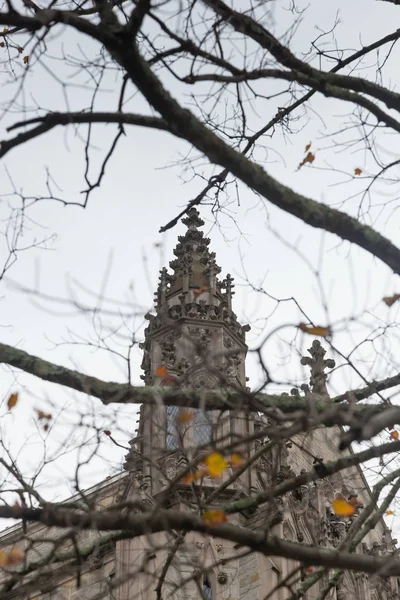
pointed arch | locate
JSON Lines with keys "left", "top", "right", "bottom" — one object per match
{"left": 202, "top": 569, "right": 217, "bottom": 600}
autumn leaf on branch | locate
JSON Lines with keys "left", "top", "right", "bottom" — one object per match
{"left": 35, "top": 408, "right": 52, "bottom": 432}
{"left": 332, "top": 499, "right": 356, "bottom": 517}
{"left": 354, "top": 168, "right": 362, "bottom": 176}
{"left": 177, "top": 410, "right": 193, "bottom": 424}
{"left": 383, "top": 293, "right": 400, "bottom": 307}
{"left": 35, "top": 409, "right": 52, "bottom": 421}
{"left": 297, "top": 151, "right": 315, "bottom": 171}
{"left": 202, "top": 509, "right": 228, "bottom": 525}
{"left": 305, "top": 142, "right": 312, "bottom": 152}
{"left": 7, "top": 393, "right": 19, "bottom": 410}
{"left": 299, "top": 323, "right": 331, "bottom": 337}
{"left": 389, "top": 430, "right": 399, "bottom": 441}
{"left": 155, "top": 366, "right": 179, "bottom": 385}
{"left": 205, "top": 453, "right": 228, "bottom": 478}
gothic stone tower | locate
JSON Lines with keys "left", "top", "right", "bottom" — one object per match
{"left": 117, "top": 209, "right": 269, "bottom": 600}
{"left": 126, "top": 207, "right": 252, "bottom": 489}
{"left": 116, "top": 209, "right": 398, "bottom": 600}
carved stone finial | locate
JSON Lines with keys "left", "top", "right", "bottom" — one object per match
{"left": 155, "top": 267, "right": 169, "bottom": 309}
{"left": 300, "top": 340, "right": 335, "bottom": 395}
{"left": 222, "top": 273, "right": 235, "bottom": 310}
{"left": 181, "top": 207, "right": 204, "bottom": 230}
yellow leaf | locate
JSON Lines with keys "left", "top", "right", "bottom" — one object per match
{"left": 390, "top": 430, "right": 399, "bottom": 441}
{"left": 299, "top": 323, "right": 330, "bottom": 337}
{"left": 23, "top": 55, "right": 29, "bottom": 64}
{"left": 297, "top": 151, "right": 315, "bottom": 170}
{"left": 0, "top": 551, "right": 6, "bottom": 568}
{"left": 305, "top": 142, "right": 311, "bottom": 152}
{"left": 205, "top": 453, "right": 228, "bottom": 478}
{"left": 6, "top": 547, "right": 24, "bottom": 566}
{"left": 229, "top": 453, "right": 245, "bottom": 468}
{"left": 177, "top": 410, "right": 193, "bottom": 424}
{"left": 354, "top": 168, "right": 362, "bottom": 176}
{"left": 7, "top": 393, "right": 19, "bottom": 411}
{"left": 332, "top": 499, "right": 356, "bottom": 517}
{"left": 202, "top": 510, "right": 228, "bottom": 525}
{"left": 386, "top": 510, "right": 395, "bottom": 516}
{"left": 383, "top": 294, "right": 400, "bottom": 307}
{"left": 2, "top": 28, "right": 9, "bottom": 34}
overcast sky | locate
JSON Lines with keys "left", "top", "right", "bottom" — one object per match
{"left": 1, "top": 0, "right": 400, "bottom": 530}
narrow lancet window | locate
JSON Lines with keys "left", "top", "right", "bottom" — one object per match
{"left": 193, "top": 409, "right": 212, "bottom": 446}
{"left": 166, "top": 405, "right": 179, "bottom": 449}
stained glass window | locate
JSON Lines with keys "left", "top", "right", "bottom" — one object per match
{"left": 166, "top": 405, "right": 179, "bottom": 449}
{"left": 193, "top": 409, "right": 212, "bottom": 446}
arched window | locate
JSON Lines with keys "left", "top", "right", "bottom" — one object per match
{"left": 166, "top": 406, "right": 212, "bottom": 449}
{"left": 193, "top": 409, "right": 212, "bottom": 446}
{"left": 202, "top": 575, "right": 212, "bottom": 600}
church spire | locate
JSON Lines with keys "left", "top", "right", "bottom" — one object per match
{"left": 126, "top": 208, "right": 250, "bottom": 474}
{"left": 140, "top": 208, "right": 249, "bottom": 386}
{"left": 154, "top": 207, "right": 235, "bottom": 308}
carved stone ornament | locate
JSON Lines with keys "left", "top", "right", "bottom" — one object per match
{"left": 275, "top": 465, "right": 296, "bottom": 484}
{"left": 192, "top": 567, "right": 202, "bottom": 580}
{"left": 217, "top": 572, "right": 228, "bottom": 585}
{"left": 300, "top": 340, "right": 335, "bottom": 395}
{"left": 161, "top": 333, "right": 177, "bottom": 369}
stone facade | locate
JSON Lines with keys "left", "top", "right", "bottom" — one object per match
{"left": 0, "top": 209, "right": 398, "bottom": 600}
{"left": 0, "top": 474, "right": 125, "bottom": 600}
